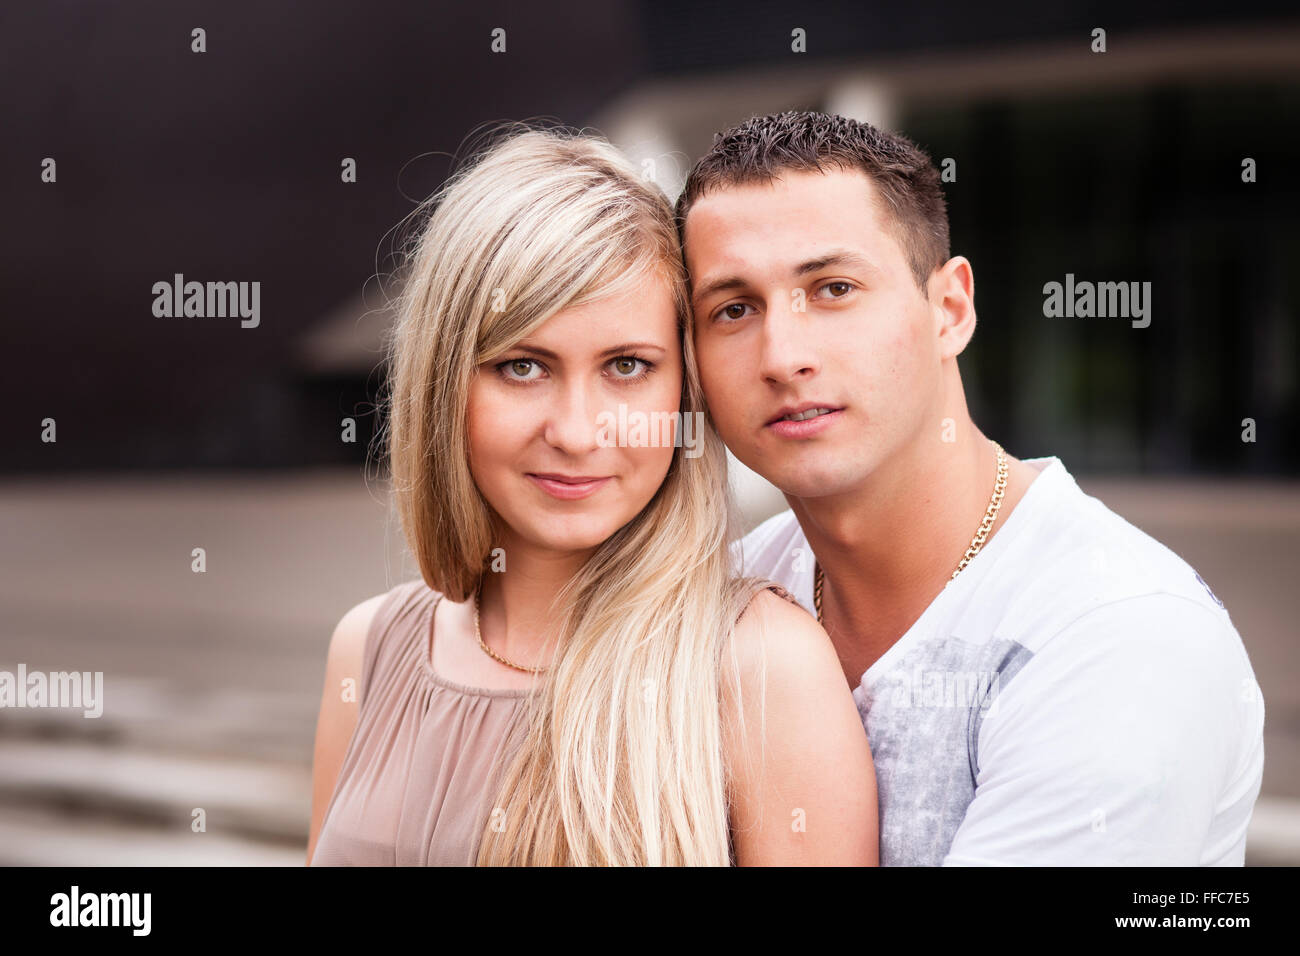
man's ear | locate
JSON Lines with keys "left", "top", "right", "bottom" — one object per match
{"left": 930, "top": 256, "right": 976, "bottom": 359}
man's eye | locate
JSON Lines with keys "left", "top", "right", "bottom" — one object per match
{"left": 717, "top": 302, "right": 751, "bottom": 321}
{"left": 819, "top": 281, "right": 854, "bottom": 298}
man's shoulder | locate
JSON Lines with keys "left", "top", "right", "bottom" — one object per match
{"left": 982, "top": 478, "right": 1258, "bottom": 702}
{"left": 995, "top": 471, "right": 1244, "bottom": 664}
{"left": 972, "top": 476, "right": 1263, "bottom": 847}
{"left": 733, "top": 508, "right": 806, "bottom": 571}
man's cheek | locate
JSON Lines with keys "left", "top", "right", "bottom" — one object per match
{"left": 696, "top": 346, "right": 730, "bottom": 404}
{"left": 875, "top": 322, "right": 927, "bottom": 388}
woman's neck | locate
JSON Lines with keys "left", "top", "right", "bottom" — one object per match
{"left": 476, "top": 541, "right": 594, "bottom": 665}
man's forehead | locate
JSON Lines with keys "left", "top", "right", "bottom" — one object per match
{"left": 682, "top": 167, "right": 892, "bottom": 279}
{"left": 685, "top": 166, "right": 878, "bottom": 220}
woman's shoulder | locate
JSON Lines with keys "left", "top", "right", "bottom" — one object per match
{"left": 727, "top": 581, "right": 832, "bottom": 683}
{"left": 733, "top": 581, "right": 811, "bottom": 631}
{"left": 321, "top": 595, "right": 386, "bottom": 692}
{"left": 308, "top": 581, "right": 433, "bottom": 865}
{"left": 334, "top": 590, "right": 392, "bottom": 638}
{"left": 720, "top": 586, "right": 878, "bottom": 866}
{"left": 746, "top": 581, "right": 800, "bottom": 611}
{"left": 326, "top": 580, "right": 435, "bottom": 667}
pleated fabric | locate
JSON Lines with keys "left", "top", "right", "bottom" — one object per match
{"left": 311, "top": 577, "right": 799, "bottom": 866}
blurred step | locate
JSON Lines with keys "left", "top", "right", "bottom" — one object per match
{"left": 0, "top": 738, "right": 310, "bottom": 847}
{"left": 0, "top": 673, "right": 317, "bottom": 765}
{"left": 3, "top": 704, "right": 1296, "bottom": 866}
{"left": 0, "top": 803, "right": 303, "bottom": 866}
{"left": 1245, "top": 796, "right": 1300, "bottom": 866}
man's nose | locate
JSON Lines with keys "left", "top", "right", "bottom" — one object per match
{"left": 758, "top": 293, "right": 820, "bottom": 383}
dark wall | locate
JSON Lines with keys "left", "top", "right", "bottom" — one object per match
{"left": 1, "top": 0, "right": 648, "bottom": 473}
{"left": 902, "top": 82, "right": 1299, "bottom": 475}
{"left": 3, "top": 1, "right": 1295, "bottom": 474}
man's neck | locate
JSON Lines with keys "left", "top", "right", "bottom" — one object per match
{"left": 787, "top": 427, "right": 1042, "bottom": 689}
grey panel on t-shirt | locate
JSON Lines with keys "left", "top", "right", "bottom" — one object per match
{"left": 861, "top": 634, "right": 1034, "bottom": 866}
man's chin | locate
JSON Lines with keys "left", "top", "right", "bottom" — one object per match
{"left": 758, "top": 466, "right": 856, "bottom": 501}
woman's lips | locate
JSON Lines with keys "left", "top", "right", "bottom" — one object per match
{"left": 766, "top": 408, "right": 844, "bottom": 439}
{"left": 526, "top": 474, "right": 612, "bottom": 500}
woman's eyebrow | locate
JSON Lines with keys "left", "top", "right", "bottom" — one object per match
{"left": 510, "top": 342, "right": 669, "bottom": 360}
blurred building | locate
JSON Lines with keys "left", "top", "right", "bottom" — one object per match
{"left": 4, "top": 2, "right": 1297, "bottom": 476}
{"left": 296, "top": 8, "right": 1300, "bottom": 517}
{"left": 592, "top": 15, "right": 1300, "bottom": 479}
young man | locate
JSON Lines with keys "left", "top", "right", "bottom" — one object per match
{"left": 677, "top": 110, "right": 1265, "bottom": 865}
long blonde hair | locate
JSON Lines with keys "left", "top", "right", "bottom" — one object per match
{"left": 381, "top": 124, "right": 768, "bottom": 865}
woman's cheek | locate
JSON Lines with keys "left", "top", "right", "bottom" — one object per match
{"left": 466, "top": 386, "right": 517, "bottom": 487}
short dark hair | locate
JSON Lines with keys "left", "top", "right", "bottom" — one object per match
{"left": 676, "top": 111, "right": 951, "bottom": 293}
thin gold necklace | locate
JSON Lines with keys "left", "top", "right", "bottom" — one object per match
{"left": 473, "top": 578, "right": 550, "bottom": 674}
{"left": 813, "top": 440, "right": 1008, "bottom": 626}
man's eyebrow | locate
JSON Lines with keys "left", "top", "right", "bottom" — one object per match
{"left": 793, "top": 249, "right": 880, "bottom": 277}
{"left": 507, "top": 341, "right": 668, "bottom": 361}
{"left": 690, "top": 275, "right": 749, "bottom": 306}
{"left": 691, "top": 250, "right": 880, "bottom": 306}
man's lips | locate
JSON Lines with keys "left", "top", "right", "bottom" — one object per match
{"left": 765, "top": 405, "right": 844, "bottom": 438}
{"left": 526, "top": 473, "right": 612, "bottom": 500}
{"left": 765, "top": 404, "right": 844, "bottom": 426}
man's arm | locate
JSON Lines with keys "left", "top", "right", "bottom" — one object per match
{"left": 943, "top": 593, "right": 1265, "bottom": 865}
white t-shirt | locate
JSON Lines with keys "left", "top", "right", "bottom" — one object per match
{"left": 733, "top": 456, "right": 1265, "bottom": 865}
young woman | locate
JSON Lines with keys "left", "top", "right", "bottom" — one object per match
{"left": 306, "top": 126, "right": 877, "bottom": 866}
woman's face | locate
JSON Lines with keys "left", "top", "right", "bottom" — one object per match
{"left": 467, "top": 268, "right": 684, "bottom": 561}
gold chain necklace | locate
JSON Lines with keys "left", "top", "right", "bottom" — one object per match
{"left": 473, "top": 579, "right": 550, "bottom": 674}
{"left": 813, "top": 440, "right": 1008, "bottom": 626}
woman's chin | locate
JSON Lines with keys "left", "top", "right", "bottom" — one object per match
{"left": 517, "top": 519, "right": 626, "bottom": 556}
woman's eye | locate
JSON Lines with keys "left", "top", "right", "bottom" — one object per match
{"left": 609, "top": 356, "right": 651, "bottom": 379}
{"left": 498, "top": 358, "right": 543, "bottom": 382}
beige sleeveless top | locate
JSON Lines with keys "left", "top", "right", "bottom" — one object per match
{"left": 310, "top": 577, "right": 798, "bottom": 866}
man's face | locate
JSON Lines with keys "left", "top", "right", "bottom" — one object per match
{"left": 684, "top": 167, "right": 946, "bottom": 498}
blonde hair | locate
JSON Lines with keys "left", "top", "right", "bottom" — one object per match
{"left": 381, "top": 124, "right": 768, "bottom": 865}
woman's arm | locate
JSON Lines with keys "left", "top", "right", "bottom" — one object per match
{"left": 304, "top": 595, "right": 384, "bottom": 865}
{"left": 723, "top": 589, "right": 879, "bottom": 866}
